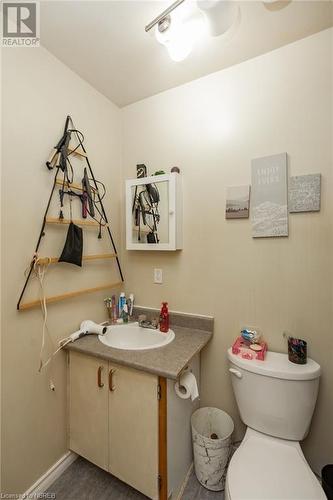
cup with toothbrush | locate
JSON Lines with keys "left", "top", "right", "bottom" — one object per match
{"left": 104, "top": 297, "right": 113, "bottom": 323}
{"left": 104, "top": 295, "right": 119, "bottom": 324}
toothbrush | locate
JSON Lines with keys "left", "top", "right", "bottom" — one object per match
{"left": 111, "top": 295, "right": 118, "bottom": 323}
{"left": 127, "top": 294, "right": 134, "bottom": 317}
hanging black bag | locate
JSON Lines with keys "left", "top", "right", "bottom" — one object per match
{"left": 58, "top": 222, "right": 83, "bottom": 267}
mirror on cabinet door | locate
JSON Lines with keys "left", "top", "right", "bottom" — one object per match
{"left": 131, "top": 180, "right": 169, "bottom": 245}
{"left": 125, "top": 173, "right": 182, "bottom": 251}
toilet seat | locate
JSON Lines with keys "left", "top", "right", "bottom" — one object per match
{"left": 226, "top": 429, "right": 326, "bottom": 500}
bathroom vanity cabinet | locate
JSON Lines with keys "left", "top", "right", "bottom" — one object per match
{"left": 68, "top": 349, "right": 201, "bottom": 500}
{"left": 69, "top": 352, "right": 160, "bottom": 499}
{"left": 66, "top": 310, "right": 212, "bottom": 500}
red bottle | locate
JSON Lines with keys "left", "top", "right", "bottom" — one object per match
{"left": 159, "top": 302, "right": 169, "bottom": 333}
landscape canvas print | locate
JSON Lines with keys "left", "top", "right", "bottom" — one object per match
{"left": 251, "top": 153, "right": 288, "bottom": 238}
{"left": 225, "top": 185, "right": 250, "bottom": 219}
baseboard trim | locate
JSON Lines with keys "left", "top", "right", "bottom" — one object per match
{"left": 176, "top": 462, "right": 193, "bottom": 500}
{"left": 22, "top": 450, "right": 78, "bottom": 497}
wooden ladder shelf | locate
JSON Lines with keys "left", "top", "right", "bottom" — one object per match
{"left": 45, "top": 216, "right": 104, "bottom": 227}
{"left": 17, "top": 115, "right": 124, "bottom": 311}
{"left": 20, "top": 282, "right": 122, "bottom": 311}
{"left": 67, "top": 146, "right": 87, "bottom": 158}
{"left": 36, "top": 253, "right": 117, "bottom": 265}
{"left": 54, "top": 179, "right": 97, "bottom": 192}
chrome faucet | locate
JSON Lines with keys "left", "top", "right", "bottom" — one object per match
{"left": 138, "top": 314, "right": 159, "bottom": 330}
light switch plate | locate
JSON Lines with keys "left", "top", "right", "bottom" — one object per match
{"left": 154, "top": 268, "right": 163, "bottom": 284}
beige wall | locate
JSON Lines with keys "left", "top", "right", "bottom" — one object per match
{"left": 1, "top": 27, "right": 332, "bottom": 494}
{"left": 1, "top": 47, "right": 122, "bottom": 492}
{"left": 0, "top": 41, "right": 3, "bottom": 493}
{"left": 121, "top": 28, "right": 333, "bottom": 475}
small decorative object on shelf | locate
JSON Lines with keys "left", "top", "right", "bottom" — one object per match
{"left": 136, "top": 164, "right": 147, "bottom": 178}
{"left": 232, "top": 335, "right": 267, "bottom": 361}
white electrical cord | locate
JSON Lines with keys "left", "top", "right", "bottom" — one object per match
{"left": 24, "top": 257, "right": 106, "bottom": 373}
{"left": 25, "top": 256, "right": 69, "bottom": 373}
{"left": 36, "top": 258, "right": 51, "bottom": 372}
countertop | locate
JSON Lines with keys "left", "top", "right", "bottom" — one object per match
{"left": 66, "top": 307, "right": 213, "bottom": 380}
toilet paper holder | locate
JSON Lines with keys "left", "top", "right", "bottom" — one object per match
{"left": 179, "top": 365, "right": 192, "bottom": 377}
{"left": 175, "top": 367, "right": 199, "bottom": 402}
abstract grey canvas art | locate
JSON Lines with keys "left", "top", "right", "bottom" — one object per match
{"left": 251, "top": 153, "right": 288, "bottom": 238}
{"left": 289, "top": 174, "right": 321, "bottom": 213}
{"left": 225, "top": 185, "right": 250, "bottom": 219}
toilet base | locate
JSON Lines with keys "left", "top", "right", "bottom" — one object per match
{"left": 225, "top": 427, "right": 325, "bottom": 500}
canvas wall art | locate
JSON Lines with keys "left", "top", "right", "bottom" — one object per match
{"left": 251, "top": 152, "right": 288, "bottom": 238}
{"left": 225, "top": 185, "right": 250, "bottom": 219}
{"left": 289, "top": 174, "right": 321, "bottom": 213}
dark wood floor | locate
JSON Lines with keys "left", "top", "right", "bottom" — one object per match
{"left": 46, "top": 457, "right": 224, "bottom": 499}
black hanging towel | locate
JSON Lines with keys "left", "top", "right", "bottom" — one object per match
{"left": 58, "top": 222, "right": 83, "bottom": 267}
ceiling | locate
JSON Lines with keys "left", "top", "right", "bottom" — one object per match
{"left": 40, "top": 1, "right": 333, "bottom": 107}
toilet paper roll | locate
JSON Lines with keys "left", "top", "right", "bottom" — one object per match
{"left": 174, "top": 371, "right": 199, "bottom": 401}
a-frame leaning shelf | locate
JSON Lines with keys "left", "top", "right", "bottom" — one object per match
{"left": 17, "top": 115, "right": 124, "bottom": 311}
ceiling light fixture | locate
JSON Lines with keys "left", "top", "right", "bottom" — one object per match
{"left": 145, "top": 0, "right": 239, "bottom": 62}
{"left": 146, "top": 0, "right": 198, "bottom": 62}
{"left": 197, "top": 1, "right": 240, "bottom": 37}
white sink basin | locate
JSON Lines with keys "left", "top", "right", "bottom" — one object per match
{"left": 99, "top": 322, "right": 175, "bottom": 351}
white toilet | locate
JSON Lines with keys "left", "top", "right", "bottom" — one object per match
{"left": 225, "top": 348, "right": 326, "bottom": 500}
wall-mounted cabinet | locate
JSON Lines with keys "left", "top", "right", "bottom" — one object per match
{"left": 125, "top": 173, "right": 182, "bottom": 251}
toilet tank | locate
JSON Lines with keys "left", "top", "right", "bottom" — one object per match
{"left": 227, "top": 349, "right": 321, "bottom": 441}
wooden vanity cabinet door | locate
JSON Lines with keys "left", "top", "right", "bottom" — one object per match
{"left": 69, "top": 351, "right": 109, "bottom": 471}
{"left": 108, "top": 363, "right": 159, "bottom": 500}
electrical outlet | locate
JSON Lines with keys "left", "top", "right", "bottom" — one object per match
{"left": 154, "top": 268, "right": 163, "bottom": 284}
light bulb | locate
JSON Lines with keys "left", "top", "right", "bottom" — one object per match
{"left": 167, "top": 36, "right": 192, "bottom": 62}
{"left": 155, "top": 13, "right": 206, "bottom": 62}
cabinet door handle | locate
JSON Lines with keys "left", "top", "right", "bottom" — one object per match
{"left": 97, "top": 366, "right": 104, "bottom": 388}
{"left": 109, "top": 369, "right": 116, "bottom": 391}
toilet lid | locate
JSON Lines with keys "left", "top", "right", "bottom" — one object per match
{"left": 228, "top": 433, "right": 326, "bottom": 500}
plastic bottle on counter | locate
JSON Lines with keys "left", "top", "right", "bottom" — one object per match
{"left": 118, "top": 292, "right": 126, "bottom": 316}
{"left": 159, "top": 302, "right": 169, "bottom": 333}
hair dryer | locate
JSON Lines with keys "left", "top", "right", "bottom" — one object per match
{"left": 69, "top": 320, "right": 108, "bottom": 342}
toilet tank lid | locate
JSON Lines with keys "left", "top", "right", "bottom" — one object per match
{"left": 227, "top": 348, "right": 321, "bottom": 380}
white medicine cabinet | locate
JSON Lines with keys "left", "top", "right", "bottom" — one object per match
{"left": 125, "top": 172, "right": 182, "bottom": 251}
